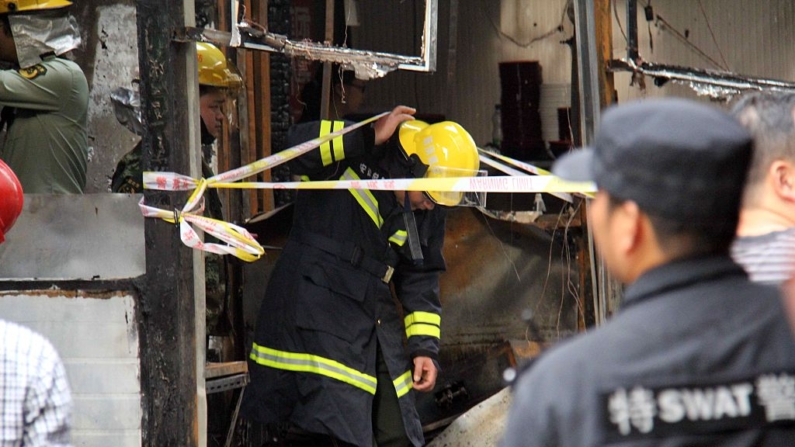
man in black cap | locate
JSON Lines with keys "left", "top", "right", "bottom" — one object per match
{"left": 500, "top": 98, "right": 795, "bottom": 447}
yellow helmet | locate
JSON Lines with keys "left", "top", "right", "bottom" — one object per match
{"left": 399, "top": 120, "right": 480, "bottom": 206}
{"left": 0, "top": 0, "right": 71, "bottom": 13}
{"left": 196, "top": 42, "right": 243, "bottom": 91}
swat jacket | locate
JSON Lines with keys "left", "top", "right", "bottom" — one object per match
{"left": 241, "top": 119, "right": 446, "bottom": 447}
{"left": 502, "top": 255, "right": 795, "bottom": 447}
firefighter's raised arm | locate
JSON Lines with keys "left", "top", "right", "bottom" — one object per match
{"left": 374, "top": 105, "right": 416, "bottom": 145}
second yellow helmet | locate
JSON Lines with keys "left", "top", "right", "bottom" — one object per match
{"left": 196, "top": 42, "right": 243, "bottom": 91}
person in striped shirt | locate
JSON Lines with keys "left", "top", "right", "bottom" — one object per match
{"left": 731, "top": 92, "right": 795, "bottom": 285}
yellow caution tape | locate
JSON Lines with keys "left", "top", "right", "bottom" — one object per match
{"left": 207, "top": 175, "right": 595, "bottom": 194}
{"left": 143, "top": 112, "right": 388, "bottom": 192}
{"left": 139, "top": 113, "right": 388, "bottom": 261}
{"left": 478, "top": 148, "right": 595, "bottom": 199}
{"left": 138, "top": 197, "right": 265, "bottom": 262}
{"left": 477, "top": 151, "right": 573, "bottom": 203}
{"left": 139, "top": 112, "right": 596, "bottom": 261}
{"left": 478, "top": 148, "right": 554, "bottom": 176}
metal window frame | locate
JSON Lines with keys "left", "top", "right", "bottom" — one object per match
{"left": 179, "top": 0, "right": 437, "bottom": 79}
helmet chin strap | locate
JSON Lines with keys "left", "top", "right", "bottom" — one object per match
{"left": 403, "top": 192, "right": 424, "bottom": 265}
{"left": 200, "top": 118, "right": 216, "bottom": 146}
{"left": 407, "top": 153, "right": 429, "bottom": 178}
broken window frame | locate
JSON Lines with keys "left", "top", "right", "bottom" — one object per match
{"left": 178, "top": 0, "right": 438, "bottom": 80}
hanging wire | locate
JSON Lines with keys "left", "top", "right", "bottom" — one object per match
{"left": 536, "top": 208, "right": 567, "bottom": 316}
{"left": 613, "top": 0, "right": 628, "bottom": 45}
{"left": 480, "top": 0, "right": 571, "bottom": 48}
{"left": 646, "top": 2, "right": 654, "bottom": 53}
{"left": 478, "top": 209, "right": 523, "bottom": 283}
{"left": 654, "top": 14, "right": 728, "bottom": 70}
{"left": 554, "top": 201, "right": 582, "bottom": 337}
{"left": 697, "top": 0, "right": 730, "bottom": 71}
{"left": 562, "top": 202, "right": 583, "bottom": 332}
{"left": 534, "top": 199, "right": 581, "bottom": 332}
{"left": 336, "top": 2, "right": 352, "bottom": 108}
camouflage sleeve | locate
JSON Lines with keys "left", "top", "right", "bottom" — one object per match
{"left": 111, "top": 144, "right": 143, "bottom": 193}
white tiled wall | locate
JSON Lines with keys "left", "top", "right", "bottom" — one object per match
{"left": 0, "top": 293, "right": 142, "bottom": 447}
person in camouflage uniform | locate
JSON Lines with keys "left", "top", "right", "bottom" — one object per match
{"left": 111, "top": 42, "right": 242, "bottom": 335}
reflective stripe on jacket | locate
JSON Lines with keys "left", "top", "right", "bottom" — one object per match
{"left": 241, "top": 119, "right": 446, "bottom": 447}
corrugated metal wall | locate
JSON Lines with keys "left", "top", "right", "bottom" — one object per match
{"left": 613, "top": 0, "right": 795, "bottom": 103}
{"left": 354, "top": 0, "right": 572, "bottom": 147}
{"left": 352, "top": 1, "right": 453, "bottom": 125}
{"left": 355, "top": 0, "right": 795, "bottom": 145}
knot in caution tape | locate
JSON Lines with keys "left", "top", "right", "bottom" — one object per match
{"left": 138, "top": 196, "right": 264, "bottom": 262}
{"left": 139, "top": 112, "right": 389, "bottom": 262}
{"left": 139, "top": 112, "right": 596, "bottom": 261}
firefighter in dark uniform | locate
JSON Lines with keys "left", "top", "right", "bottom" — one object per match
{"left": 241, "top": 106, "right": 480, "bottom": 447}
{"left": 501, "top": 98, "right": 795, "bottom": 447}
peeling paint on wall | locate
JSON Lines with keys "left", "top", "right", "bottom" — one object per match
{"left": 85, "top": 4, "right": 140, "bottom": 193}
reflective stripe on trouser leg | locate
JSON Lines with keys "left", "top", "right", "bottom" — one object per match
{"left": 393, "top": 370, "right": 413, "bottom": 399}
{"left": 373, "top": 347, "right": 410, "bottom": 447}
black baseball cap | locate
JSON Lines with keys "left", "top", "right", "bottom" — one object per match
{"left": 552, "top": 98, "right": 753, "bottom": 223}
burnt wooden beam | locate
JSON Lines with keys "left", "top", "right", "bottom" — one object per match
{"left": 254, "top": 0, "right": 274, "bottom": 212}
{"left": 135, "top": 0, "right": 201, "bottom": 445}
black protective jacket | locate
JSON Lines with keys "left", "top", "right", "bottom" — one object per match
{"left": 502, "top": 255, "right": 795, "bottom": 447}
{"left": 242, "top": 119, "right": 446, "bottom": 447}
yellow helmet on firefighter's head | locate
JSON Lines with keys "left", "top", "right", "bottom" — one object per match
{"left": 0, "top": 0, "right": 71, "bottom": 14}
{"left": 399, "top": 120, "right": 480, "bottom": 206}
{"left": 196, "top": 42, "right": 243, "bottom": 91}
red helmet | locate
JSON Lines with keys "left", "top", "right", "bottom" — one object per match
{"left": 0, "top": 159, "right": 23, "bottom": 244}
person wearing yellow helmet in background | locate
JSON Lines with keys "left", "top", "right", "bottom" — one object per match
{"left": 111, "top": 42, "right": 242, "bottom": 194}
{"left": 111, "top": 42, "right": 242, "bottom": 337}
{"left": 0, "top": 0, "right": 88, "bottom": 194}
{"left": 242, "top": 100, "right": 481, "bottom": 446}
{"left": 196, "top": 41, "right": 243, "bottom": 151}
